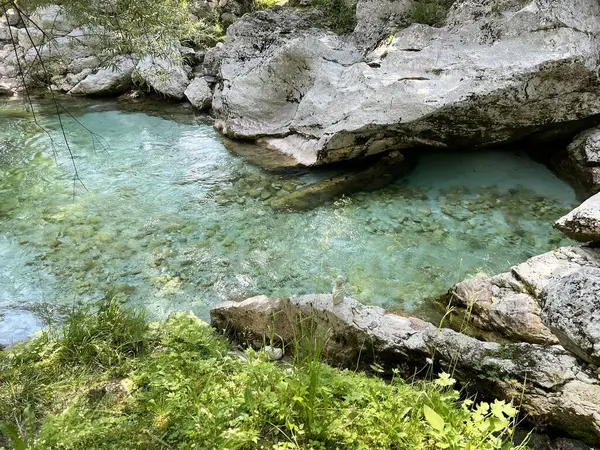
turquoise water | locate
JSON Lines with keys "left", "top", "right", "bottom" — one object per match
{"left": 0, "top": 98, "right": 578, "bottom": 324}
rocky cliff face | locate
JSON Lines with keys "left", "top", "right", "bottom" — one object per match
{"left": 210, "top": 0, "right": 600, "bottom": 165}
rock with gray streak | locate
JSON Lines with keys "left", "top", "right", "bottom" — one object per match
{"left": 184, "top": 77, "right": 212, "bottom": 110}
{"left": 541, "top": 267, "right": 600, "bottom": 365}
{"left": 449, "top": 246, "right": 600, "bottom": 345}
{"left": 213, "top": 1, "right": 600, "bottom": 165}
{"left": 70, "top": 56, "right": 136, "bottom": 95}
{"left": 555, "top": 193, "right": 600, "bottom": 241}
{"left": 134, "top": 56, "right": 191, "bottom": 99}
{"left": 211, "top": 294, "right": 600, "bottom": 443}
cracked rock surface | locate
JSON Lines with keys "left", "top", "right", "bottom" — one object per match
{"left": 211, "top": 0, "right": 600, "bottom": 165}
{"left": 211, "top": 293, "right": 600, "bottom": 444}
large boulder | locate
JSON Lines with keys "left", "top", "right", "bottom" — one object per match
{"left": 69, "top": 56, "right": 136, "bottom": 95}
{"left": 555, "top": 193, "right": 600, "bottom": 242}
{"left": 448, "top": 246, "right": 600, "bottom": 344}
{"left": 556, "top": 127, "right": 600, "bottom": 194}
{"left": 213, "top": 0, "right": 600, "bottom": 165}
{"left": 541, "top": 267, "right": 600, "bottom": 366}
{"left": 134, "top": 55, "right": 191, "bottom": 99}
{"left": 184, "top": 77, "right": 212, "bottom": 110}
{"left": 211, "top": 294, "right": 600, "bottom": 443}
{"left": 449, "top": 272, "right": 558, "bottom": 345}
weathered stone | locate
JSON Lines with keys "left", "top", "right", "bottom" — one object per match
{"left": 184, "top": 77, "right": 212, "bottom": 110}
{"left": 352, "top": 0, "right": 412, "bottom": 50}
{"left": 5, "top": 9, "right": 21, "bottom": 27}
{"left": 541, "top": 267, "right": 600, "bottom": 366}
{"left": 54, "top": 68, "right": 92, "bottom": 92}
{"left": 16, "top": 28, "right": 44, "bottom": 52}
{"left": 70, "top": 58, "right": 135, "bottom": 95}
{"left": 214, "top": 1, "right": 600, "bottom": 165}
{"left": 449, "top": 273, "right": 558, "bottom": 345}
{"left": 210, "top": 294, "right": 600, "bottom": 443}
{"left": 557, "top": 127, "right": 600, "bottom": 194}
{"left": 555, "top": 193, "right": 600, "bottom": 242}
{"left": 134, "top": 55, "right": 191, "bottom": 99}
{"left": 29, "top": 5, "right": 77, "bottom": 36}
{"left": 449, "top": 246, "right": 600, "bottom": 345}
{"left": 0, "top": 25, "right": 19, "bottom": 42}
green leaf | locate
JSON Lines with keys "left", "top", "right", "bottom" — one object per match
{"left": 0, "top": 421, "right": 27, "bottom": 450}
{"left": 423, "top": 405, "right": 445, "bottom": 432}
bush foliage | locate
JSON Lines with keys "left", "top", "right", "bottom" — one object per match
{"left": 410, "top": 0, "right": 456, "bottom": 26}
{"left": 0, "top": 298, "right": 528, "bottom": 449}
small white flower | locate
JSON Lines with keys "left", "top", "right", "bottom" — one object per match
{"left": 425, "top": 357, "right": 433, "bottom": 365}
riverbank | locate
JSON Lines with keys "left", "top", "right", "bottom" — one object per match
{"left": 0, "top": 296, "right": 526, "bottom": 450}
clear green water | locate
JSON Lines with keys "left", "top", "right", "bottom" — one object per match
{"left": 0, "top": 98, "right": 578, "bottom": 324}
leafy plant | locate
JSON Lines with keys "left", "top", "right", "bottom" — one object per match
{"left": 312, "top": 0, "right": 357, "bottom": 34}
{"left": 410, "top": 0, "right": 455, "bottom": 26}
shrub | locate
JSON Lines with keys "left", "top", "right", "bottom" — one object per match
{"left": 410, "top": 0, "right": 455, "bottom": 26}
{"left": 313, "top": 0, "right": 357, "bottom": 34}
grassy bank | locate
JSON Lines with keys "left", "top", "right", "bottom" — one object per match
{"left": 0, "top": 296, "right": 526, "bottom": 449}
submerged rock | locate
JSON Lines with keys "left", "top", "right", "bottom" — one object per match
{"left": 270, "top": 151, "right": 412, "bottom": 210}
{"left": 0, "top": 309, "right": 44, "bottom": 347}
{"left": 210, "top": 294, "right": 600, "bottom": 444}
{"left": 555, "top": 192, "right": 600, "bottom": 242}
{"left": 212, "top": 1, "right": 600, "bottom": 165}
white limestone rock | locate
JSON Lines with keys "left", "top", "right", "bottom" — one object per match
{"left": 134, "top": 56, "right": 191, "bottom": 99}
{"left": 184, "top": 77, "right": 212, "bottom": 110}
{"left": 555, "top": 193, "right": 600, "bottom": 241}
{"left": 214, "top": 0, "right": 600, "bottom": 165}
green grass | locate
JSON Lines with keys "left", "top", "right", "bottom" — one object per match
{"left": 312, "top": 0, "right": 357, "bottom": 34}
{"left": 253, "top": 0, "right": 283, "bottom": 11}
{"left": 0, "top": 297, "right": 528, "bottom": 449}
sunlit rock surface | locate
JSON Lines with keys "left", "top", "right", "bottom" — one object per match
{"left": 212, "top": 0, "right": 600, "bottom": 165}
{"left": 211, "top": 294, "right": 600, "bottom": 444}
{"left": 555, "top": 192, "right": 600, "bottom": 242}
{"left": 449, "top": 245, "right": 600, "bottom": 345}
